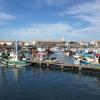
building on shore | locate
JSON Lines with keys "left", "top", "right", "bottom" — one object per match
{"left": 0, "top": 41, "right": 13, "bottom": 46}
{"left": 35, "top": 40, "right": 65, "bottom": 48}
{"left": 0, "top": 40, "right": 100, "bottom": 49}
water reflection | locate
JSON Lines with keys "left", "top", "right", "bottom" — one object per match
{"left": 0, "top": 67, "right": 25, "bottom": 81}
{"left": 12, "top": 68, "right": 25, "bottom": 80}
{"left": 0, "top": 67, "right": 100, "bottom": 100}
{"left": 32, "top": 67, "right": 43, "bottom": 77}
{"left": 96, "top": 77, "right": 100, "bottom": 86}
{"left": 0, "top": 68, "right": 7, "bottom": 80}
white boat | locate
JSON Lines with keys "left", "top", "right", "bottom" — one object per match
{"left": 73, "top": 55, "right": 81, "bottom": 59}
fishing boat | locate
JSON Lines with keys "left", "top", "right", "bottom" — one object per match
{"left": 80, "top": 60, "right": 91, "bottom": 65}
{"left": 73, "top": 55, "right": 83, "bottom": 65}
{"left": 74, "top": 55, "right": 100, "bottom": 67}
{"left": 0, "top": 57, "right": 32, "bottom": 68}
{"left": 0, "top": 40, "right": 32, "bottom": 68}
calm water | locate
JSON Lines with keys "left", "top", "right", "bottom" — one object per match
{"left": 0, "top": 66, "right": 100, "bottom": 100}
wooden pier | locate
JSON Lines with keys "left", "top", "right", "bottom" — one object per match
{"left": 30, "top": 60, "right": 100, "bottom": 73}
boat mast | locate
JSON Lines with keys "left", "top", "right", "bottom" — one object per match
{"left": 16, "top": 40, "right": 18, "bottom": 60}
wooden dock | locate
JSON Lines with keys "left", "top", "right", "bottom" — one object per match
{"left": 30, "top": 60, "right": 100, "bottom": 73}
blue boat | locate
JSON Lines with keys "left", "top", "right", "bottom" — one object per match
{"left": 80, "top": 60, "right": 91, "bottom": 65}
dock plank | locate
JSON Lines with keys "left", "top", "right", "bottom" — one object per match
{"left": 30, "top": 60, "right": 100, "bottom": 72}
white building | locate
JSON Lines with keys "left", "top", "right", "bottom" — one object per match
{"left": 24, "top": 41, "right": 36, "bottom": 46}
{"left": 0, "top": 41, "right": 12, "bottom": 45}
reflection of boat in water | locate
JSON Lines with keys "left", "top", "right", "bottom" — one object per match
{"left": 12, "top": 68, "right": 25, "bottom": 79}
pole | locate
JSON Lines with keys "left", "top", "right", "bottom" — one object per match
{"left": 7, "top": 61, "right": 8, "bottom": 67}
{"left": 16, "top": 40, "right": 18, "bottom": 61}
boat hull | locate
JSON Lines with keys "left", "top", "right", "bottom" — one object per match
{"left": 0, "top": 58, "right": 32, "bottom": 68}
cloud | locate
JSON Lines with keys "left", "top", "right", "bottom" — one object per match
{"left": 58, "top": 0, "right": 100, "bottom": 40}
{"left": 0, "top": 0, "right": 15, "bottom": 26}
{"left": 0, "top": 12, "right": 15, "bottom": 20}
{"left": 1, "top": 21, "right": 100, "bottom": 41}
{"left": 60, "top": 0, "right": 100, "bottom": 25}
{"left": 44, "top": 0, "right": 68, "bottom": 6}
{"left": 0, "top": 0, "right": 99, "bottom": 41}
{"left": 2, "top": 23, "right": 73, "bottom": 40}
{"left": 32, "top": 0, "right": 74, "bottom": 7}
{"left": 0, "top": 12, "right": 15, "bottom": 26}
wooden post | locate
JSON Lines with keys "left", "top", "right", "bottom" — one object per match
{"left": 61, "top": 65, "right": 64, "bottom": 69}
{"left": 78, "top": 65, "right": 82, "bottom": 76}
{"left": 7, "top": 61, "right": 8, "bottom": 68}
{"left": 78, "top": 71, "right": 82, "bottom": 77}
{"left": 40, "top": 62, "right": 41, "bottom": 68}
{"left": 14, "top": 63, "right": 16, "bottom": 68}
{"left": 79, "top": 66, "right": 82, "bottom": 71}
{"left": 47, "top": 63, "right": 49, "bottom": 68}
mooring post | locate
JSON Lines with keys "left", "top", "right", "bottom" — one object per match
{"left": 61, "top": 65, "right": 64, "bottom": 69}
{"left": 90, "top": 64, "right": 92, "bottom": 73}
{"left": 47, "top": 63, "right": 49, "bottom": 68}
{"left": 79, "top": 65, "right": 82, "bottom": 71}
{"left": 79, "top": 70, "right": 82, "bottom": 77}
{"left": 14, "top": 63, "right": 16, "bottom": 68}
{"left": 40, "top": 62, "right": 42, "bottom": 68}
{"left": 7, "top": 61, "right": 8, "bottom": 68}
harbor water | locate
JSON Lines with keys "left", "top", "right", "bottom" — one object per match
{"left": 0, "top": 66, "right": 100, "bottom": 100}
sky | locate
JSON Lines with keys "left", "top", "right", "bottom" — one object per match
{"left": 0, "top": 0, "right": 100, "bottom": 41}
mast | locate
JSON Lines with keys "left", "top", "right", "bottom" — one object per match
{"left": 16, "top": 40, "right": 18, "bottom": 61}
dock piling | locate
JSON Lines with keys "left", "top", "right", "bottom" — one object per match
{"left": 30, "top": 60, "right": 100, "bottom": 73}
{"left": 79, "top": 66, "right": 82, "bottom": 71}
{"left": 14, "top": 63, "right": 16, "bottom": 68}
{"left": 6, "top": 61, "right": 8, "bottom": 68}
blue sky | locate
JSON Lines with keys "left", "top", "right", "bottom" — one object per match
{"left": 0, "top": 0, "right": 100, "bottom": 41}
